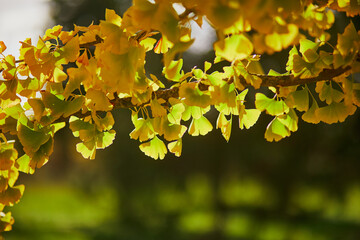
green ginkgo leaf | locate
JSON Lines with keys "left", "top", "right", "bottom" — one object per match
{"left": 285, "top": 88, "right": 309, "bottom": 112}
{"left": 277, "top": 109, "right": 298, "bottom": 132}
{"left": 17, "top": 123, "right": 50, "bottom": 154}
{"left": 255, "top": 93, "right": 289, "bottom": 116}
{"left": 167, "top": 102, "right": 185, "bottom": 124}
{"left": 264, "top": 117, "right": 291, "bottom": 142}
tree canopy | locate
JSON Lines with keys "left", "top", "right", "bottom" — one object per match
{"left": 1, "top": 0, "right": 360, "bottom": 235}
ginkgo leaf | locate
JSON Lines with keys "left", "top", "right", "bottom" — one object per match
{"left": 168, "top": 139, "right": 182, "bottom": 157}
{"left": 93, "top": 112, "right": 115, "bottom": 131}
{"left": 188, "top": 116, "right": 213, "bottom": 136}
{"left": 182, "top": 105, "right": 210, "bottom": 121}
{"left": 129, "top": 114, "right": 155, "bottom": 142}
{"left": 234, "top": 63, "right": 262, "bottom": 89}
{"left": 163, "top": 59, "right": 184, "bottom": 82}
{"left": 210, "top": 83, "right": 237, "bottom": 107}
{"left": 30, "top": 137, "right": 53, "bottom": 169}
{"left": 277, "top": 109, "right": 298, "bottom": 132}
{"left": 151, "top": 98, "right": 167, "bottom": 118}
{"left": 0, "top": 185, "right": 25, "bottom": 206}
{"left": 85, "top": 89, "right": 113, "bottom": 112}
{"left": 179, "top": 82, "right": 212, "bottom": 108}
{"left": 0, "top": 41, "right": 7, "bottom": 54}
{"left": 0, "top": 211, "right": 14, "bottom": 232}
{"left": 139, "top": 136, "right": 167, "bottom": 160}
{"left": 16, "top": 155, "right": 35, "bottom": 174}
{"left": 264, "top": 117, "right": 291, "bottom": 142}
{"left": 42, "top": 92, "right": 85, "bottom": 119}
{"left": 337, "top": 21, "right": 359, "bottom": 56}
{"left": 17, "top": 123, "right": 50, "bottom": 154}
{"left": 42, "top": 25, "right": 63, "bottom": 41}
{"left": 53, "top": 67, "right": 67, "bottom": 83}
{"left": 28, "top": 99, "right": 45, "bottom": 122}
{"left": 167, "top": 102, "right": 185, "bottom": 124}
{"left": 76, "top": 141, "right": 96, "bottom": 159}
{"left": 255, "top": 93, "right": 289, "bottom": 116}
{"left": 316, "top": 101, "right": 357, "bottom": 124}
{"left": 95, "top": 130, "right": 116, "bottom": 149}
{"left": 284, "top": 88, "right": 309, "bottom": 112}
{"left": 216, "top": 113, "right": 232, "bottom": 142}
{"left": 161, "top": 118, "right": 187, "bottom": 142}
{"left": 302, "top": 98, "right": 320, "bottom": 124}
{"left": 238, "top": 105, "right": 261, "bottom": 130}
{"left": 315, "top": 82, "right": 344, "bottom": 105}
{"left": 100, "top": 47, "right": 145, "bottom": 94}
{"left": 0, "top": 143, "right": 17, "bottom": 171}
{"left": 57, "top": 35, "right": 80, "bottom": 63}
{"left": 63, "top": 67, "right": 91, "bottom": 98}
{"left": 214, "top": 34, "right": 253, "bottom": 62}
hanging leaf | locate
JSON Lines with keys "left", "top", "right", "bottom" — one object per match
{"left": 255, "top": 93, "right": 289, "bottom": 116}
{"left": 139, "top": 136, "right": 167, "bottom": 160}
{"left": 188, "top": 116, "right": 213, "bottom": 136}
{"left": 168, "top": 139, "right": 182, "bottom": 157}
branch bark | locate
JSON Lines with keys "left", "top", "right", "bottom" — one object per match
{"left": 110, "top": 65, "right": 352, "bottom": 109}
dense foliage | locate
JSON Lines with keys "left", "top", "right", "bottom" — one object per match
{"left": 0, "top": 0, "right": 360, "bottom": 235}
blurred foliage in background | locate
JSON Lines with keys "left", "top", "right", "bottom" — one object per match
{"left": 4, "top": 0, "right": 360, "bottom": 239}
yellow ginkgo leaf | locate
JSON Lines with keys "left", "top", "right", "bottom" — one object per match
{"left": 139, "top": 136, "right": 167, "bottom": 160}
{"left": 216, "top": 113, "right": 232, "bottom": 142}
{"left": 316, "top": 101, "right": 357, "bottom": 124}
{"left": 188, "top": 116, "right": 213, "bottom": 136}
{"left": 214, "top": 34, "right": 253, "bottom": 62}
{"left": 238, "top": 105, "right": 261, "bottom": 130}
{"left": 168, "top": 139, "right": 182, "bottom": 157}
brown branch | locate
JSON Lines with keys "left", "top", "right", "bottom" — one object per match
{"left": 79, "top": 35, "right": 103, "bottom": 48}
{"left": 109, "top": 65, "right": 352, "bottom": 110}
{"left": 242, "top": 66, "right": 352, "bottom": 87}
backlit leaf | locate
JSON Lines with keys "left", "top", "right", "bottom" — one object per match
{"left": 214, "top": 34, "right": 253, "bottom": 62}
{"left": 168, "top": 139, "right": 182, "bottom": 157}
{"left": 139, "top": 136, "right": 167, "bottom": 160}
{"left": 316, "top": 101, "right": 356, "bottom": 124}
{"left": 188, "top": 116, "right": 213, "bottom": 136}
{"left": 238, "top": 105, "right": 261, "bottom": 130}
{"left": 216, "top": 113, "right": 232, "bottom": 142}
{"left": 302, "top": 98, "right": 320, "bottom": 124}
{"left": 285, "top": 88, "right": 309, "bottom": 112}
{"left": 179, "top": 82, "right": 212, "bottom": 108}
{"left": 264, "top": 117, "right": 290, "bottom": 142}
{"left": 255, "top": 93, "right": 289, "bottom": 116}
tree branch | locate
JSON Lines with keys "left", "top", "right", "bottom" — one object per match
{"left": 109, "top": 65, "right": 351, "bottom": 110}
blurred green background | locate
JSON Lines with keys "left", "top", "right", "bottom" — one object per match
{"left": 4, "top": 0, "right": 360, "bottom": 239}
